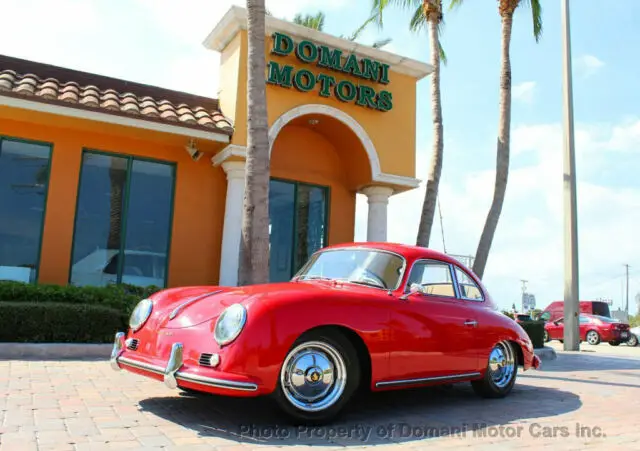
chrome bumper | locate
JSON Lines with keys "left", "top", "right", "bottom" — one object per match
{"left": 110, "top": 332, "right": 258, "bottom": 392}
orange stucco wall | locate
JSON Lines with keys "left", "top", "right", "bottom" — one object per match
{"left": 271, "top": 125, "right": 355, "bottom": 245}
{"left": 0, "top": 108, "right": 227, "bottom": 287}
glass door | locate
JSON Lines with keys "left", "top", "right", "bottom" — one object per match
{"left": 268, "top": 179, "right": 329, "bottom": 282}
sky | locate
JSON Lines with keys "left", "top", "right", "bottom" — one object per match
{"left": 1, "top": 0, "right": 639, "bottom": 313}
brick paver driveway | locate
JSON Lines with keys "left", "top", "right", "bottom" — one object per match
{"left": 2, "top": 349, "right": 640, "bottom": 450}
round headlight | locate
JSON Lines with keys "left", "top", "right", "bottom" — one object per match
{"left": 214, "top": 304, "right": 247, "bottom": 346}
{"left": 129, "top": 298, "right": 153, "bottom": 332}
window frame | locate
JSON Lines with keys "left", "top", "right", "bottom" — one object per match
{"left": 0, "top": 135, "right": 54, "bottom": 284}
{"left": 270, "top": 177, "right": 331, "bottom": 279}
{"left": 451, "top": 264, "right": 486, "bottom": 302}
{"left": 403, "top": 258, "right": 461, "bottom": 299}
{"left": 68, "top": 148, "right": 177, "bottom": 288}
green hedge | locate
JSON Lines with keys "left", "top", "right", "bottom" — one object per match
{"left": 0, "top": 302, "right": 128, "bottom": 343}
{"left": 519, "top": 320, "right": 546, "bottom": 349}
{"left": 0, "top": 281, "right": 160, "bottom": 314}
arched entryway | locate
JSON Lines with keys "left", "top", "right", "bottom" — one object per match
{"left": 267, "top": 104, "right": 380, "bottom": 282}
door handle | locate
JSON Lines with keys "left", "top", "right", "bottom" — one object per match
{"left": 464, "top": 320, "right": 477, "bottom": 327}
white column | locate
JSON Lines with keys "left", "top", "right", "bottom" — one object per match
{"left": 361, "top": 186, "right": 394, "bottom": 242}
{"left": 219, "top": 161, "right": 246, "bottom": 286}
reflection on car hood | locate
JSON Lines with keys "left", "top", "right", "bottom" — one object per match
{"left": 155, "top": 280, "right": 380, "bottom": 329}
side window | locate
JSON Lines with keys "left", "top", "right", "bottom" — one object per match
{"left": 539, "top": 312, "right": 551, "bottom": 321}
{"left": 454, "top": 267, "right": 484, "bottom": 301}
{"left": 407, "top": 261, "right": 455, "bottom": 297}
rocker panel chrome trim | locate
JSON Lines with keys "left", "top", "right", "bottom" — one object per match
{"left": 375, "top": 372, "right": 482, "bottom": 388}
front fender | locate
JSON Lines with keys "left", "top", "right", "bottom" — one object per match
{"left": 219, "top": 295, "right": 391, "bottom": 393}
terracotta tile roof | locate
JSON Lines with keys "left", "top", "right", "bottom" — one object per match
{"left": 0, "top": 54, "right": 234, "bottom": 137}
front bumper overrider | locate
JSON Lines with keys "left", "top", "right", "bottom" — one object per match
{"left": 110, "top": 332, "right": 258, "bottom": 392}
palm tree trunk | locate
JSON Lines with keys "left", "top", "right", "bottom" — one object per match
{"left": 238, "top": 0, "right": 271, "bottom": 286}
{"left": 107, "top": 161, "right": 125, "bottom": 252}
{"left": 472, "top": 13, "right": 513, "bottom": 279}
{"left": 416, "top": 7, "right": 443, "bottom": 248}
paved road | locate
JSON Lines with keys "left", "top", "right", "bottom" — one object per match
{"left": 548, "top": 339, "right": 640, "bottom": 358}
{"left": 2, "top": 350, "right": 640, "bottom": 450}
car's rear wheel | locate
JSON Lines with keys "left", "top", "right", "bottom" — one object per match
{"left": 274, "top": 330, "right": 360, "bottom": 424}
{"left": 543, "top": 330, "right": 550, "bottom": 342}
{"left": 586, "top": 330, "right": 601, "bottom": 345}
{"left": 627, "top": 334, "right": 638, "bottom": 347}
{"left": 472, "top": 341, "right": 518, "bottom": 399}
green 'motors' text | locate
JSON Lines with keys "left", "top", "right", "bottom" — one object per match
{"left": 266, "top": 32, "right": 393, "bottom": 112}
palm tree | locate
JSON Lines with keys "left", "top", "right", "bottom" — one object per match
{"left": 238, "top": 0, "right": 271, "bottom": 285}
{"left": 293, "top": 12, "right": 326, "bottom": 31}
{"left": 368, "top": 1, "right": 447, "bottom": 248}
{"left": 269, "top": 9, "right": 392, "bottom": 48}
{"left": 451, "top": 0, "right": 543, "bottom": 279}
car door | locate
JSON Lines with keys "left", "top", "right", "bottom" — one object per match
{"left": 388, "top": 259, "right": 478, "bottom": 382}
{"left": 548, "top": 318, "right": 564, "bottom": 339}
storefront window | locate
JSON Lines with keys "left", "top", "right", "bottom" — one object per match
{"left": 0, "top": 138, "right": 52, "bottom": 283}
{"left": 70, "top": 151, "right": 175, "bottom": 288}
{"left": 269, "top": 179, "right": 328, "bottom": 282}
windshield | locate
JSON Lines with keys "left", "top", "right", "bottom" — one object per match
{"left": 295, "top": 248, "right": 406, "bottom": 290}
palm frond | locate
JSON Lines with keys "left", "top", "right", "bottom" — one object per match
{"left": 448, "top": 0, "right": 464, "bottom": 11}
{"left": 372, "top": 38, "right": 393, "bottom": 48}
{"left": 523, "top": 0, "right": 544, "bottom": 42}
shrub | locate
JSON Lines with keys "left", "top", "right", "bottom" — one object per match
{"left": 0, "top": 281, "right": 160, "bottom": 315}
{"left": 0, "top": 302, "right": 127, "bottom": 343}
{"left": 519, "top": 320, "right": 546, "bottom": 349}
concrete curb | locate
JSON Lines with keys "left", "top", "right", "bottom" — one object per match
{"left": 0, "top": 343, "right": 111, "bottom": 360}
{"left": 534, "top": 346, "right": 557, "bottom": 361}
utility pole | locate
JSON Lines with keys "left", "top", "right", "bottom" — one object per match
{"left": 520, "top": 279, "right": 528, "bottom": 295}
{"left": 561, "top": 0, "right": 580, "bottom": 351}
{"left": 625, "top": 264, "right": 630, "bottom": 314}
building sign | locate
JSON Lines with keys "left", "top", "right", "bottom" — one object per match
{"left": 522, "top": 293, "right": 536, "bottom": 311}
{"left": 266, "top": 32, "right": 393, "bottom": 112}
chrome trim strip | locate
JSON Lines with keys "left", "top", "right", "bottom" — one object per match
{"left": 375, "top": 372, "right": 482, "bottom": 388}
{"left": 176, "top": 373, "right": 258, "bottom": 391}
{"left": 169, "top": 290, "right": 223, "bottom": 320}
{"left": 116, "top": 356, "right": 258, "bottom": 392}
{"left": 118, "top": 356, "right": 165, "bottom": 375}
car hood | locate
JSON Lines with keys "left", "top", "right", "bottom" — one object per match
{"left": 156, "top": 280, "right": 372, "bottom": 329}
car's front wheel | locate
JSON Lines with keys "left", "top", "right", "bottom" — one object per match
{"left": 627, "top": 334, "right": 638, "bottom": 347}
{"left": 472, "top": 341, "right": 518, "bottom": 399}
{"left": 274, "top": 330, "right": 360, "bottom": 424}
{"left": 543, "top": 330, "right": 550, "bottom": 342}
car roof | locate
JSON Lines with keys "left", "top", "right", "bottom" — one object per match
{"left": 321, "top": 242, "right": 468, "bottom": 267}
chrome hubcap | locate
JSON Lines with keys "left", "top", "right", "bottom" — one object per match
{"left": 488, "top": 341, "right": 515, "bottom": 388}
{"left": 280, "top": 341, "right": 347, "bottom": 412}
{"left": 587, "top": 332, "right": 598, "bottom": 344}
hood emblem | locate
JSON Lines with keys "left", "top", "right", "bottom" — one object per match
{"left": 169, "top": 290, "right": 223, "bottom": 320}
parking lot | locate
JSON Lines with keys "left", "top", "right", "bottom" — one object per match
{"left": 2, "top": 344, "right": 640, "bottom": 450}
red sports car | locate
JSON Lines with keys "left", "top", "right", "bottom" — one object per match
{"left": 543, "top": 313, "right": 631, "bottom": 346}
{"left": 110, "top": 242, "right": 540, "bottom": 423}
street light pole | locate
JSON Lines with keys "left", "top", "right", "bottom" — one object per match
{"left": 561, "top": 0, "right": 580, "bottom": 351}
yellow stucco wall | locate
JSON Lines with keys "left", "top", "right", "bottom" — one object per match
{"left": 216, "top": 29, "right": 419, "bottom": 188}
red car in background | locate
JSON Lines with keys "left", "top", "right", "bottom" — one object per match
{"left": 110, "top": 242, "right": 540, "bottom": 423}
{"left": 543, "top": 313, "right": 631, "bottom": 346}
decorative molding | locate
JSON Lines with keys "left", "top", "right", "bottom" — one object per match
{"left": 361, "top": 186, "right": 394, "bottom": 204}
{"left": 221, "top": 160, "right": 245, "bottom": 180}
{"left": 211, "top": 144, "right": 246, "bottom": 166}
{"left": 269, "top": 104, "right": 421, "bottom": 192}
{"left": 0, "top": 96, "right": 231, "bottom": 143}
{"left": 203, "top": 6, "right": 433, "bottom": 80}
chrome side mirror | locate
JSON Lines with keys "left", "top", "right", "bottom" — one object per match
{"left": 400, "top": 283, "right": 422, "bottom": 300}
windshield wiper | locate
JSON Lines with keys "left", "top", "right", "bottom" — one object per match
{"left": 300, "top": 275, "right": 333, "bottom": 281}
{"left": 347, "top": 279, "right": 385, "bottom": 289}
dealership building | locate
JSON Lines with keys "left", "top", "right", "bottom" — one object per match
{"left": 0, "top": 6, "right": 432, "bottom": 289}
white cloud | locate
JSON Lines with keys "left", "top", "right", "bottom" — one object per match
{"left": 512, "top": 81, "right": 536, "bottom": 104}
{"left": 357, "top": 119, "right": 640, "bottom": 311}
{"left": 574, "top": 54, "right": 605, "bottom": 78}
